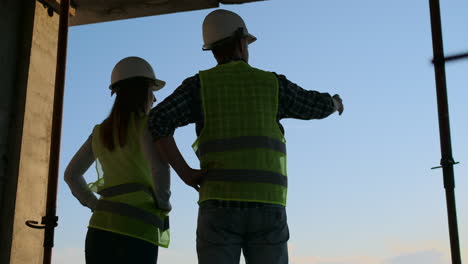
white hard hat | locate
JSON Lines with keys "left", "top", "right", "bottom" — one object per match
{"left": 202, "top": 9, "right": 257, "bottom": 50}
{"left": 109, "top": 56, "right": 165, "bottom": 92}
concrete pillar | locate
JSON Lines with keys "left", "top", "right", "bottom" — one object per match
{"left": 0, "top": 1, "right": 60, "bottom": 263}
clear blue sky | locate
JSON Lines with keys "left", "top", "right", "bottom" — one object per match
{"left": 54, "top": 1, "right": 468, "bottom": 263}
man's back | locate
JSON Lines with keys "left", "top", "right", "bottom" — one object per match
{"left": 196, "top": 60, "right": 288, "bottom": 206}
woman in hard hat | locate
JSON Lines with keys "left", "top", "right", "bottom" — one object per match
{"left": 64, "top": 56, "right": 170, "bottom": 263}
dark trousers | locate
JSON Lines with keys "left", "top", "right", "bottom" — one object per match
{"left": 85, "top": 228, "right": 158, "bottom": 264}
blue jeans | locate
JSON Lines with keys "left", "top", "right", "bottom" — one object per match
{"left": 85, "top": 228, "right": 158, "bottom": 264}
{"left": 197, "top": 200, "right": 289, "bottom": 264}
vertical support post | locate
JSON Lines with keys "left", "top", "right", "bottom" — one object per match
{"left": 42, "top": 0, "right": 69, "bottom": 263}
{"left": 428, "top": 0, "right": 462, "bottom": 263}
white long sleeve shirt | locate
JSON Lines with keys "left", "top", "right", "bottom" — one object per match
{"left": 64, "top": 127, "right": 171, "bottom": 212}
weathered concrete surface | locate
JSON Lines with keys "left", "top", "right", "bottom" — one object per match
{"left": 7, "top": 4, "right": 59, "bottom": 264}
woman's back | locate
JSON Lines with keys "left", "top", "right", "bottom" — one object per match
{"left": 91, "top": 113, "right": 151, "bottom": 193}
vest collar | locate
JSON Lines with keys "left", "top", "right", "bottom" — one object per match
{"left": 218, "top": 58, "right": 247, "bottom": 65}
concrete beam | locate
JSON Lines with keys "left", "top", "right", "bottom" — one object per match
{"left": 70, "top": 0, "right": 265, "bottom": 26}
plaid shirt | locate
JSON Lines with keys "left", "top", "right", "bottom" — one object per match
{"left": 148, "top": 70, "right": 336, "bottom": 140}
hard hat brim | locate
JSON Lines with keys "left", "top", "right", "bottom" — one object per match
{"left": 109, "top": 77, "right": 166, "bottom": 95}
{"left": 245, "top": 33, "right": 257, "bottom": 45}
{"left": 202, "top": 32, "right": 257, "bottom": 51}
{"left": 152, "top": 79, "right": 166, "bottom": 91}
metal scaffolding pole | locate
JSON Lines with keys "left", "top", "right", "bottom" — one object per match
{"left": 42, "top": 0, "right": 69, "bottom": 262}
{"left": 428, "top": 0, "right": 462, "bottom": 263}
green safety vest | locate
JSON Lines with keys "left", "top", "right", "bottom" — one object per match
{"left": 89, "top": 113, "right": 170, "bottom": 247}
{"left": 194, "top": 60, "right": 288, "bottom": 206}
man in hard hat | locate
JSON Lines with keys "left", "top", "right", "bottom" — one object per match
{"left": 148, "top": 9, "right": 344, "bottom": 264}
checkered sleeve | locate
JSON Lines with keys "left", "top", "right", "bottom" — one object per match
{"left": 275, "top": 73, "right": 336, "bottom": 120}
{"left": 148, "top": 75, "right": 199, "bottom": 141}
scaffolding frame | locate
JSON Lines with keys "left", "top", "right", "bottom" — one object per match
{"left": 428, "top": 0, "right": 466, "bottom": 263}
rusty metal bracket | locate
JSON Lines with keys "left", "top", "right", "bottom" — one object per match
{"left": 36, "top": 0, "right": 76, "bottom": 17}
{"left": 37, "top": 0, "right": 55, "bottom": 17}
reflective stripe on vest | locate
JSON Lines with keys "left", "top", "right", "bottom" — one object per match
{"left": 196, "top": 136, "right": 286, "bottom": 158}
{"left": 97, "top": 183, "right": 168, "bottom": 230}
{"left": 95, "top": 200, "right": 169, "bottom": 231}
{"left": 98, "top": 183, "right": 155, "bottom": 199}
{"left": 205, "top": 169, "right": 288, "bottom": 187}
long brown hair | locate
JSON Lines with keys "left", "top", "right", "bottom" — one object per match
{"left": 100, "top": 77, "right": 152, "bottom": 151}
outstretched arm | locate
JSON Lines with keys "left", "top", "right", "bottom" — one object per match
{"left": 276, "top": 74, "right": 344, "bottom": 119}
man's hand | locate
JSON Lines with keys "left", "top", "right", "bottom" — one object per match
{"left": 180, "top": 167, "right": 206, "bottom": 191}
{"left": 332, "top": 94, "right": 344, "bottom": 115}
{"left": 155, "top": 136, "right": 205, "bottom": 192}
